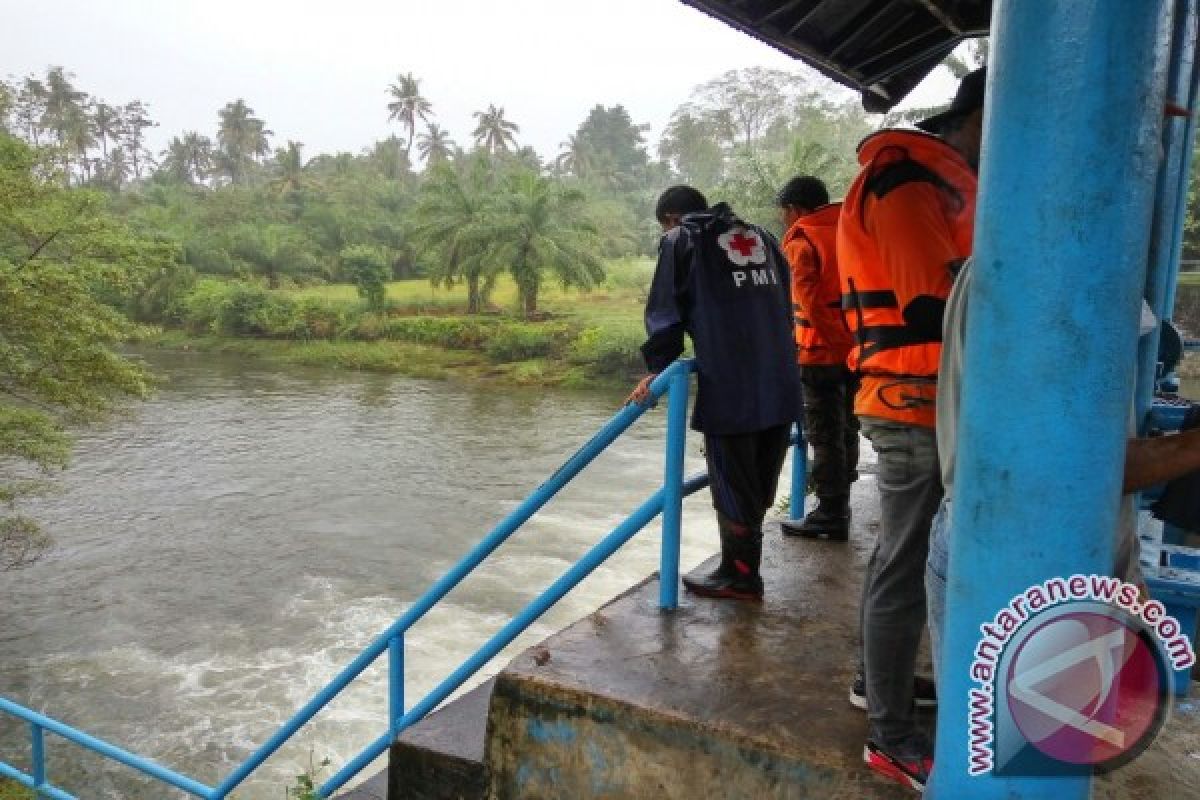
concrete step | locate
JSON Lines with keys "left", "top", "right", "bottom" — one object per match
{"left": 386, "top": 676, "right": 494, "bottom": 800}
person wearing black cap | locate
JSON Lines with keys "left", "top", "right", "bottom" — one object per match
{"left": 836, "top": 66, "right": 985, "bottom": 793}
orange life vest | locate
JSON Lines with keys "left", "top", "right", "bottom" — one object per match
{"left": 837, "top": 129, "right": 977, "bottom": 427}
{"left": 782, "top": 203, "right": 852, "bottom": 367}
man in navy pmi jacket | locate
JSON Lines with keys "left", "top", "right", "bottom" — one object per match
{"left": 628, "top": 186, "right": 802, "bottom": 601}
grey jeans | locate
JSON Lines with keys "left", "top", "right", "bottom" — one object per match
{"left": 859, "top": 417, "right": 943, "bottom": 745}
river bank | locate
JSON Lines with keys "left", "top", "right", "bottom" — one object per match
{"left": 134, "top": 262, "right": 656, "bottom": 390}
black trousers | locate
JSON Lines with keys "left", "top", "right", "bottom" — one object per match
{"left": 800, "top": 365, "right": 860, "bottom": 502}
{"left": 703, "top": 425, "right": 792, "bottom": 531}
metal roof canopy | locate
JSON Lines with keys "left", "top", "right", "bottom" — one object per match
{"left": 681, "top": 0, "right": 990, "bottom": 111}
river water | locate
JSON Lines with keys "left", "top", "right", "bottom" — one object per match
{"left": 0, "top": 351, "right": 735, "bottom": 799}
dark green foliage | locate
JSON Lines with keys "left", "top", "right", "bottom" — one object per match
{"left": 341, "top": 245, "right": 390, "bottom": 310}
{"left": 569, "top": 325, "right": 646, "bottom": 377}
{"left": 483, "top": 322, "right": 573, "bottom": 362}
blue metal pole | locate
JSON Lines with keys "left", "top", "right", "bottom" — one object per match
{"left": 213, "top": 362, "right": 697, "bottom": 799}
{"left": 1165, "top": 46, "right": 1200, "bottom": 321}
{"left": 30, "top": 722, "right": 45, "bottom": 792}
{"left": 388, "top": 635, "right": 404, "bottom": 737}
{"left": 659, "top": 367, "right": 689, "bottom": 609}
{"left": 929, "top": 2, "right": 1172, "bottom": 798}
{"left": 789, "top": 424, "right": 806, "bottom": 520}
{"left": 1138, "top": 0, "right": 1199, "bottom": 426}
{"left": 0, "top": 697, "right": 214, "bottom": 798}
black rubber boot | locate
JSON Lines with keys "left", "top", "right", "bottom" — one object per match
{"left": 682, "top": 520, "right": 764, "bottom": 601}
{"left": 781, "top": 496, "right": 850, "bottom": 541}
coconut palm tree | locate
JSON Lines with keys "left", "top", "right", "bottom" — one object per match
{"left": 416, "top": 123, "right": 455, "bottom": 166}
{"left": 216, "top": 99, "right": 272, "bottom": 184}
{"left": 472, "top": 105, "right": 519, "bottom": 155}
{"left": 476, "top": 169, "right": 604, "bottom": 316}
{"left": 386, "top": 73, "right": 433, "bottom": 160}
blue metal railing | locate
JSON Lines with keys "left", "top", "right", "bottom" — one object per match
{"left": 0, "top": 358, "right": 807, "bottom": 799}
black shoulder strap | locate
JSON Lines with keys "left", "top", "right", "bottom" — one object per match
{"left": 863, "top": 158, "right": 964, "bottom": 215}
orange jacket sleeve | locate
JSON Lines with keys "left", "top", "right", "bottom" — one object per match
{"left": 864, "top": 181, "right": 958, "bottom": 337}
{"left": 785, "top": 235, "right": 845, "bottom": 347}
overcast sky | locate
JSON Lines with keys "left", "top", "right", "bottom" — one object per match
{"left": 3, "top": 0, "right": 958, "bottom": 162}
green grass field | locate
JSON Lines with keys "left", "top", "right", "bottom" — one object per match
{"left": 285, "top": 256, "right": 653, "bottom": 329}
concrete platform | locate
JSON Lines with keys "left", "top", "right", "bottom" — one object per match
{"left": 484, "top": 479, "right": 913, "bottom": 799}
{"left": 372, "top": 474, "right": 1200, "bottom": 798}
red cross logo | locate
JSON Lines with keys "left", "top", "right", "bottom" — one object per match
{"left": 727, "top": 232, "right": 759, "bottom": 258}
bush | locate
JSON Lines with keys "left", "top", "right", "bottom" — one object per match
{"left": 484, "top": 323, "right": 573, "bottom": 363}
{"left": 381, "top": 317, "right": 495, "bottom": 349}
{"left": 341, "top": 245, "right": 390, "bottom": 311}
{"left": 569, "top": 325, "right": 645, "bottom": 376}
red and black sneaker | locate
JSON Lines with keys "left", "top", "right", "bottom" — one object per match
{"left": 864, "top": 735, "right": 932, "bottom": 793}
{"left": 681, "top": 560, "right": 764, "bottom": 601}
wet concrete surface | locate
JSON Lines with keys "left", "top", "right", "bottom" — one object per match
{"left": 486, "top": 475, "right": 1200, "bottom": 799}
{"left": 487, "top": 478, "right": 915, "bottom": 798}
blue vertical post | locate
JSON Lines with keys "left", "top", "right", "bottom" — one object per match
{"left": 1138, "top": 0, "right": 1199, "bottom": 426}
{"left": 929, "top": 2, "right": 1172, "bottom": 799}
{"left": 388, "top": 635, "right": 404, "bottom": 737}
{"left": 30, "top": 722, "right": 45, "bottom": 790}
{"left": 659, "top": 366, "right": 689, "bottom": 609}
{"left": 789, "top": 424, "right": 806, "bottom": 520}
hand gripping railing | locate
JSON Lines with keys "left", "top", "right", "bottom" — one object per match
{"left": 0, "top": 358, "right": 816, "bottom": 799}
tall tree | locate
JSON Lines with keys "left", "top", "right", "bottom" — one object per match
{"left": 477, "top": 169, "right": 604, "bottom": 316}
{"left": 659, "top": 108, "right": 726, "bottom": 188}
{"left": 0, "top": 136, "right": 168, "bottom": 569}
{"left": 91, "top": 102, "right": 121, "bottom": 159}
{"left": 386, "top": 73, "right": 433, "bottom": 160}
{"left": 15, "top": 77, "right": 48, "bottom": 146}
{"left": 121, "top": 100, "right": 157, "bottom": 181}
{"left": 159, "top": 132, "right": 212, "bottom": 186}
{"left": 416, "top": 123, "right": 454, "bottom": 166}
{"left": 472, "top": 104, "right": 519, "bottom": 155}
{"left": 567, "top": 104, "right": 649, "bottom": 188}
{"left": 42, "top": 67, "right": 87, "bottom": 181}
{"left": 216, "top": 99, "right": 271, "bottom": 184}
{"left": 271, "top": 140, "right": 307, "bottom": 195}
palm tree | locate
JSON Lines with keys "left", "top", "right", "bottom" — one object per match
{"left": 217, "top": 99, "right": 272, "bottom": 184}
{"left": 367, "top": 135, "right": 411, "bottom": 180}
{"left": 160, "top": 132, "right": 213, "bottom": 185}
{"left": 472, "top": 105, "right": 519, "bottom": 155}
{"left": 412, "top": 154, "right": 498, "bottom": 313}
{"left": 16, "top": 77, "right": 47, "bottom": 145}
{"left": 555, "top": 133, "right": 596, "bottom": 178}
{"left": 104, "top": 146, "right": 132, "bottom": 190}
{"left": 91, "top": 102, "right": 121, "bottom": 159}
{"left": 270, "top": 140, "right": 306, "bottom": 194}
{"left": 477, "top": 170, "right": 604, "bottom": 316}
{"left": 64, "top": 105, "right": 96, "bottom": 183}
{"left": 386, "top": 73, "right": 433, "bottom": 160}
{"left": 416, "top": 123, "right": 455, "bottom": 166}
